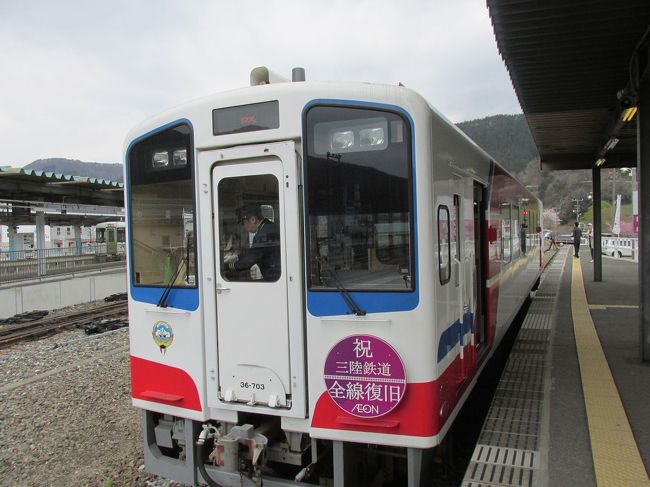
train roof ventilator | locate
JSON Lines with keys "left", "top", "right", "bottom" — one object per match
{"left": 250, "top": 66, "right": 306, "bottom": 85}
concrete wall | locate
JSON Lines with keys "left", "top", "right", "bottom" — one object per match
{"left": 0, "top": 268, "right": 126, "bottom": 320}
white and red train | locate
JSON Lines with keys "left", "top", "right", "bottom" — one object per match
{"left": 124, "top": 67, "right": 542, "bottom": 486}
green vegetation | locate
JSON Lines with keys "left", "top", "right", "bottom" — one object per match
{"left": 12, "top": 115, "right": 634, "bottom": 231}
{"left": 456, "top": 115, "right": 636, "bottom": 228}
{"left": 580, "top": 203, "right": 633, "bottom": 226}
{"left": 457, "top": 114, "right": 539, "bottom": 174}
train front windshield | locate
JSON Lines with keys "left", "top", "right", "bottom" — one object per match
{"left": 304, "top": 105, "right": 414, "bottom": 291}
{"left": 127, "top": 123, "right": 197, "bottom": 287}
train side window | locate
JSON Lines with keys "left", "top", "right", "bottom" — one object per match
{"left": 501, "top": 203, "right": 511, "bottom": 263}
{"left": 520, "top": 208, "right": 528, "bottom": 254}
{"left": 527, "top": 211, "right": 532, "bottom": 249}
{"left": 438, "top": 205, "right": 451, "bottom": 285}
{"left": 511, "top": 204, "right": 520, "bottom": 258}
{"left": 453, "top": 194, "right": 461, "bottom": 252}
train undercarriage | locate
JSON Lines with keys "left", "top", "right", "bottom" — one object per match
{"left": 143, "top": 411, "right": 446, "bottom": 487}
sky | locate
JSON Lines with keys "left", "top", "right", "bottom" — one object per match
{"left": 0, "top": 0, "right": 521, "bottom": 168}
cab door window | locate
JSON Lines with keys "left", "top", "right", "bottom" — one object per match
{"left": 217, "top": 174, "right": 281, "bottom": 282}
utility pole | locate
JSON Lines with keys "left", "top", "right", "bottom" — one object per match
{"left": 612, "top": 169, "right": 617, "bottom": 210}
{"left": 573, "top": 197, "right": 583, "bottom": 222}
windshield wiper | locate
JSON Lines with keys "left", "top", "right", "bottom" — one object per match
{"left": 157, "top": 235, "right": 190, "bottom": 308}
{"left": 321, "top": 266, "right": 366, "bottom": 316}
{"left": 157, "top": 258, "right": 186, "bottom": 308}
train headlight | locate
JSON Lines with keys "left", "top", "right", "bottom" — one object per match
{"left": 331, "top": 130, "right": 354, "bottom": 150}
{"left": 359, "top": 127, "right": 385, "bottom": 147}
{"left": 172, "top": 149, "right": 187, "bottom": 167}
{"left": 152, "top": 151, "right": 169, "bottom": 168}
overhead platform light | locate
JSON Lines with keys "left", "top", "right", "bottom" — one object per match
{"left": 621, "top": 106, "right": 638, "bottom": 122}
{"left": 604, "top": 137, "right": 619, "bottom": 152}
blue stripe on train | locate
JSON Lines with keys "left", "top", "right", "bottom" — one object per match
{"left": 437, "top": 311, "right": 474, "bottom": 363}
{"left": 130, "top": 286, "right": 199, "bottom": 311}
{"left": 307, "top": 289, "right": 419, "bottom": 317}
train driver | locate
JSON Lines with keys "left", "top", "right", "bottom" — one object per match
{"left": 223, "top": 204, "right": 281, "bottom": 281}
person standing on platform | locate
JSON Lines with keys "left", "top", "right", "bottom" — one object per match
{"left": 547, "top": 231, "right": 559, "bottom": 251}
{"left": 572, "top": 221, "right": 582, "bottom": 258}
{"left": 588, "top": 223, "right": 594, "bottom": 262}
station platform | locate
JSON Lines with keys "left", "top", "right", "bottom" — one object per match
{"left": 0, "top": 265, "right": 126, "bottom": 320}
{"left": 463, "top": 247, "right": 650, "bottom": 486}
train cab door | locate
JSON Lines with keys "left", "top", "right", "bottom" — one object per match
{"left": 207, "top": 142, "right": 305, "bottom": 417}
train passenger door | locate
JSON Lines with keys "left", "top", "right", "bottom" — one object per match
{"left": 473, "top": 182, "right": 487, "bottom": 352}
{"left": 452, "top": 188, "right": 471, "bottom": 385}
{"left": 106, "top": 226, "right": 117, "bottom": 255}
{"left": 208, "top": 142, "right": 305, "bottom": 417}
{"left": 453, "top": 179, "right": 485, "bottom": 384}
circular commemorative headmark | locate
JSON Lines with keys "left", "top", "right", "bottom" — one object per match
{"left": 323, "top": 335, "right": 406, "bottom": 418}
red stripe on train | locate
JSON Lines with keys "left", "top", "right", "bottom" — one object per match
{"left": 311, "top": 354, "right": 467, "bottom": 438}
{"left": 131, "top": 356, "right": 202, "bottom": 411}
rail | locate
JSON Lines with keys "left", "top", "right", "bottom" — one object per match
{"left": 0, "top": 300, "right": 127, "bottom": 348}
{"left": 0, "top": 244, "right": 126, "bottom": 284}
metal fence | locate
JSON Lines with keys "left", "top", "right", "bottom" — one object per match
{"left": 601, "top": 236, "right": 638, "bottom": 261}
{"left": 0, "top": 244, "right": 126, "bottom": 284}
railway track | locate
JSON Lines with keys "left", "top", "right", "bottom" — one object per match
{"left": 0, "top": 301, "right": 127, "bottom": 348}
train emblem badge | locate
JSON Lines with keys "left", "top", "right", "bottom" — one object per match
{"left": 152, "top": 321, "right": 174, "bottom": 354}
{"left": 324, "top": 334, "right": 406, "bottom": 418}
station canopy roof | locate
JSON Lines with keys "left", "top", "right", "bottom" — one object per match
{"left": 0, "top": 167, "right": 124, "bottom": 227}
{"left": 487, "top": 0, "right": 650, "bottom": 170}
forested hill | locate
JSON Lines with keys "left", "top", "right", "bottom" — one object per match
{"left": 456, "top": 114, "right": 539, "bottom": 173}
{"left": 17, "top": 116, "right": 629, "bottom": 225}
{"left": 23, "top": 158, "right": 123, "bottom": 182}
{"left": 456, "top": 114, "right": 632, "bottom": 226}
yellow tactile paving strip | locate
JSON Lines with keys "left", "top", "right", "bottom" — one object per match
{"left": 588, "top": 304, "right": 639, "bottom": 311}
{"left": 571, "top": 258, "right": 650, "bottom": 486}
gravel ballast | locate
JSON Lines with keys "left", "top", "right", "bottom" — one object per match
{"left": 0, "top": 303, "right": 178, "bottom": 486}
